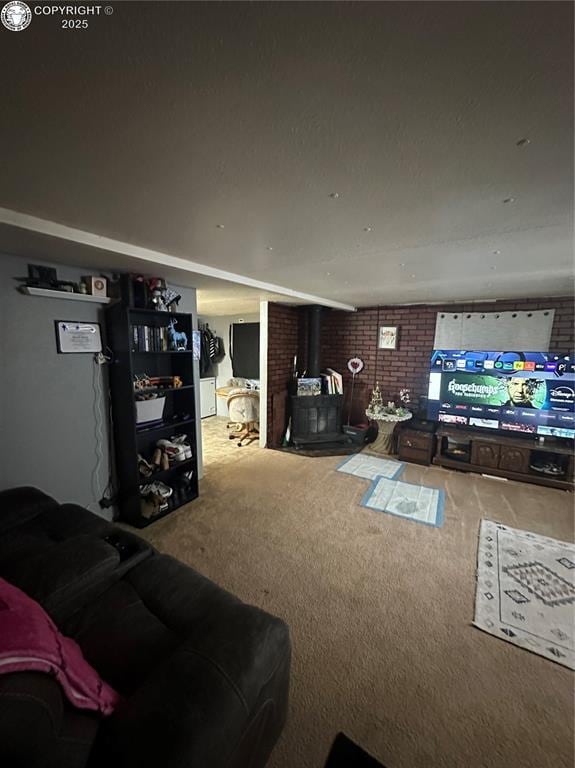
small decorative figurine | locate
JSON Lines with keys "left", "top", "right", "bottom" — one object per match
{"left": 163, "top": 288, "right": 181, "bottom": 312}
{"left": 168, "top": 319, "right": 188, "bottom": 351}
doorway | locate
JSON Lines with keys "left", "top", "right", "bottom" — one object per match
{"left": 197, "top": 310, "right": 262, "bottom": 475}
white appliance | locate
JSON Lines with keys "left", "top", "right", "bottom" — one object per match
{"left": 200, "top": 377, "right": 216, "bottom": 418}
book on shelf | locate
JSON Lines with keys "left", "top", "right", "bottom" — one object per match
{"left": 321, "top": 368, "right": 343, "bottom": 395}
{"left": 132, "top": 324, "right": 171, "bottom": 352}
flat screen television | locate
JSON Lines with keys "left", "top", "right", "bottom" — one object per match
{"left": 427, "top": 350, "right": 575, "bottom": 440}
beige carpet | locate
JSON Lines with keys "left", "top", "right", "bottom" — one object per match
{"left": 141, "top": 449, "right": 575, "bottom": 768}
{"left": 201, "top": 415, "right": 260, "bottom": 475}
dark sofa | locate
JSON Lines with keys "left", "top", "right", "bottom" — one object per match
{"left": 0, "top": 487, "right": 290, "bottom": 768}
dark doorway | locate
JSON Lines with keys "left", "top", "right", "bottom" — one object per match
{"left": 231, "top": 322, "right": 260, "bottom": 378}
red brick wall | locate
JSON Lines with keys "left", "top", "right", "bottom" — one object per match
{"left": 321, "top": 297, "right": 574, "bottom": 423}
{"left": 267, "top": 303, "right": 301, "bottom": 445}
{"left": 266, "top": 297, "right": 573, "bottom": 439}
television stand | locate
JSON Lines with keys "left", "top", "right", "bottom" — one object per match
{"left": 433, "top": 426, "right": 574, "bottom": 490}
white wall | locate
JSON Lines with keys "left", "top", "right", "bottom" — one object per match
{"left": 198, "top": 312, "right": 260, "bottom": 417}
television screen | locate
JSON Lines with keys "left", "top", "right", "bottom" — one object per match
{"left": 427, "top": 351, "right": 575, "bottom": 439}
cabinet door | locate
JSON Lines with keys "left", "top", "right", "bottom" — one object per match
{"left": 471, "top": 441, "right": 500, "bottom": 468}
{"left": 400, "top": 431, "right": 431, "bottom": 451}
{"left": 499, "top": 446, "right": 529, "bottom": 473}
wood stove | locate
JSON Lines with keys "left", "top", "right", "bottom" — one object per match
{"left": 291, "top": 393, "right": 344, "bottom": 446}
{"left": 290, "top": 306, "right": 346, "bottom": 447}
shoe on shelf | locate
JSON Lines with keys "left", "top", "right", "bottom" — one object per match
{"left": 169, "top": 434, "right": 193, "bottom": 460}
{"left": 157, "top": 438, "right": 188, "bottom": 463}
{"left": 140, "top": 481, "right": 173, "bottom": 498}
{"left": 140, "top": 492, "right": 168, "bottom": 519}
{"left": 138, "top": 454, "right": 154, "bottom": 478}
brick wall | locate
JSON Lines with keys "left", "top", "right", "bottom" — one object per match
{"left": 266, "top": 297, "right": 573, "bottom": 440}
{"left": 267, "top": 303, "right": 301, "bottom": 445}
{"left": 321, "top": 297, "right": 574, "bottom": 423}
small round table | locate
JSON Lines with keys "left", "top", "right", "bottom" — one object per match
{"left": 366, "top": 412, "right": 412, "bottom": 455}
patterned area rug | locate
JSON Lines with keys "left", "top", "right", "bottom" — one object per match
{"left": 336, "top": 453, "right": 404, "bottom": 480}
{"left": 474, "top": 520, "right": 575, "bottom": 669}
{"left": 360, "top": 477, "right": 444, "bottom": 527}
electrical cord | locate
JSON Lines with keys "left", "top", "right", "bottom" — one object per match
{"left": 90, "top": 358, "right": 105, "bottom": 508}
{"left": 86, "top": 347, "right": 115, "bottom": 514}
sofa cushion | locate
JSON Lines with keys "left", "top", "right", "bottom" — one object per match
{"left": 125, "top": 555, "right": 290, "bottom": 712}
{"left": 61, "top": 555, "right": 290, "bottom": 707}
{"left": 82, "top": 555, "right": 291, "bottom": 768}
{"left": 3, "top": 535, "right": 121, "bottom": 622}
{"left": 0, "top": 500, "right": 114, "bottom": 572}
{"left": 0, "top": 487, "right": 58, "bottom": 536}
{"left": 0, "top": 672, "right": 99, "bottom": 768}
{"left": 0, "top": 577, "right": 121, "bottom": 716}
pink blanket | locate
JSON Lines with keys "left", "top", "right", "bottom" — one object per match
{"left": 0, "top": 577, "right": 120, "bottom": 716}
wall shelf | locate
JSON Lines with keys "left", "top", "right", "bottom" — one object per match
{"left": 20, "top": 286, "right": 112, "bottom": 304}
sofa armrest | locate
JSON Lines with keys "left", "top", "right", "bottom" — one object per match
{"left": 0, "top": 672, "right": 98, "bottom": 768}
{"left": 4, "top": 535, "right": 120, "bottom": 622}
{"left": 98, "top": 606, "right": 291, "bottom": 768}
{"left": 0, "top": 487, "right": 58, "bottom": 535}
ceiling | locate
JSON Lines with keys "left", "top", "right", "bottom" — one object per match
{"left": 0, "top": 1, "right": 573, "bottom": 313}
{"left": 0, "top": 218, "right": 334, "bottom": 315}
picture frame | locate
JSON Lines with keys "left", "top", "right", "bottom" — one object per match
{"left": 55, "top": 321, "right": 102, "bottom": 354}
{"left": 378, "top": 326, "right": 398, "bottom": 350}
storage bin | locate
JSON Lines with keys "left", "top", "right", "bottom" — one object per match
{"left": 136, "top": 396, "right": 166, "bottom": 425}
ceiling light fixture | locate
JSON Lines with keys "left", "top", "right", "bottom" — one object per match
{"left": 399, "top": 262, "right": 406, "bottom": 267}
{"left": 502, "top": 197, "right": 515, "bottom": 204}
{"left": 329, "top": 192, "right": 340, "bottom": 199}
{"left": 266, "top": 246, "right": 273, "bottom": 251}
{"left": 516, "top": 138, "right": 530, "bottom": 147}
{"left": 363, "top": 226, "right": 372, "bottom": 232}
{"left": 493, "top": 249, "right": 501, "bottom": 255}
{"left": 216, "top": 224, "right": 225, "bottom": 229}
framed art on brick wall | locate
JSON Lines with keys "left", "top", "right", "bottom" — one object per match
{"left": 378, "top": 326, "right": 398, "bottom": 350}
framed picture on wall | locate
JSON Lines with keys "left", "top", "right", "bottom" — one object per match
{"left": 378, "top": 326, "right": 398, "bottom": 350}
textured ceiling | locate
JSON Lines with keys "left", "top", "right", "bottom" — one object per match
{"left": 0, "top": 1, "right": 573, "bottom": 312}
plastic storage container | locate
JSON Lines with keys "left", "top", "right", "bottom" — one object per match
{"left": 136, "top": 396, "right": 166, "bottom": 425}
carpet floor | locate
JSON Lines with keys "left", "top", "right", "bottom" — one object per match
{"left": 141, "top": 449, "right": 574, "bottom": 768}
{"left": 201, "top": 415, "right": 260, "bottom": 475}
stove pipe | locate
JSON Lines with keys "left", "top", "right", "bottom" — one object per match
{"left": 308, "top": 305, "right": 322, "bottom": 377}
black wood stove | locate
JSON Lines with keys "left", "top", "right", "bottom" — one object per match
{"left": 291, "top": 306, "right": 347, "bottom": 448}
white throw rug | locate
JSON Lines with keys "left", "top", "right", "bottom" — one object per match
{"left": 474, "top": 519, "right": 575, "bottom": 669}
{"left": 336, "top": 453, "right": 404, "bottom": 480}
{"left": 360, "top": 477, "right": 444, "bottom": 527}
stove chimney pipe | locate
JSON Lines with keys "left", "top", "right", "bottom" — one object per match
{"left": 308, "top": 305, "right": 322, "bottom": 377}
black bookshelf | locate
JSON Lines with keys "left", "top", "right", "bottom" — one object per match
{"left": 106, "top": 303, "right": 199, "bottom": 527}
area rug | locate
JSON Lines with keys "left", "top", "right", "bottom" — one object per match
{"left": 474, "top": 519, "right": 575, "bottom": 669}
{"left": 360, "top": 476, "right": 444, "bottom": 527}
{"left": 336, "top": 453, "right": 404, "bottom": 481}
